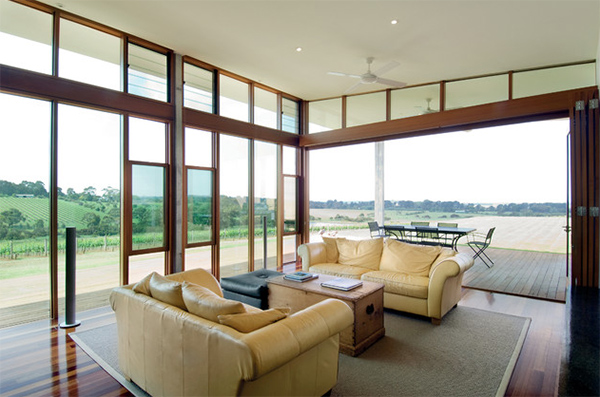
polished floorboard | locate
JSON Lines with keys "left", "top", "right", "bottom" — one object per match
{"left": 0, "top": 288, "right": 597, "bottom": 396}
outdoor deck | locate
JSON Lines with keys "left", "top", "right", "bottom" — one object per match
{"left": 460, "top": 247, "right": 568, "bottom": 302}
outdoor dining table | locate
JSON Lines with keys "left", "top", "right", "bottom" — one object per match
{"left": 383, "top": 225, "right": 476, "bottom": 251}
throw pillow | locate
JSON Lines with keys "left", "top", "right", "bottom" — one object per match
{"left": 182, "top": 281, "right": 245, "bottom": 322}
{"left": 336, "top": 238, "right": 383, "bottom": 270}
{"left": 379, "top": 239, "right": 442, "bottom": 277}
{"left": 322, "top": 236, "right": 344, "bottom": 263}
{"left": 148, "top": 273, "right": 187, "bottom": 310}
{"left": 132, "top": 272, "right": 154, "bottom": 296}
{"left": 218, "top": 307, "right": 291, "bottom": 333}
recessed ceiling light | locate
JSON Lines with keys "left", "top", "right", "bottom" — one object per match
{"left": 296, "top": 47, "right": 303, "bottom": 52}
{"left": 391, "top": 19, "right": 398, "bottom": 25}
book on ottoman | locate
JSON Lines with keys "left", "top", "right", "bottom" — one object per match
{"left": 284, "top": 271, "right": 318, "bottom": 282}
{"left": 321, "top": 278, "right": 363, "bottom": 291}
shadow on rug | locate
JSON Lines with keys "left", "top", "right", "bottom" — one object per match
{"left": 71, "top": 306, "right": 529, "bottom": 397}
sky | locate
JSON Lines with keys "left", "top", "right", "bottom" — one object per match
{"left": 310, "top": 118, "right": 570, "bottom": 204}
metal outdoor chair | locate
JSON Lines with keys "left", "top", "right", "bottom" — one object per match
{"left": 467, "top": 227, "right": 496, "bottom": 268}
{"left": 437, "top": 222, "right": 458, "bottom": 246}
{"left": 411, "top": 221, "right": 434, "bottom": 243}
{"left": 368, "top": 221, "right": 387, "bottom": 238}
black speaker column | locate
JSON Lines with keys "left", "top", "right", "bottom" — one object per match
{"left": 60, "top": 227, "right": 81, "bottom": 328}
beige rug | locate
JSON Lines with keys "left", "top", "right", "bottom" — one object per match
{"left": 71, "top": 306, "right": 529, "bottom": 397}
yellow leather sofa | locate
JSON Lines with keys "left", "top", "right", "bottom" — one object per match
{"left": 298, "top": 237, "right": 474, "bottom": 324}
{"left": 110, "top": 268, "right": 353, "bottom": 397}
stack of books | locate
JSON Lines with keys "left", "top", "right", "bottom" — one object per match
{"left": 283, "top": 271, "right": 318, "bottom": 282}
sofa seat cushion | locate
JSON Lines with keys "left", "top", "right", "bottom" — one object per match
{"left": 361, "top": 270, "right": 429, "bottom": 299}
{"left": 380, "top": 239, "right": 442, "bottom": 277}
{"left": 336, "top": 238, "right": 383, "bottom": 270}
{"left": 309, "top": 263, "right": 371, "bottom": 279}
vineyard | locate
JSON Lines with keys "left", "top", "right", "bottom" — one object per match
{"left": 0, "top": 196, "right": 108, "bottom": 229}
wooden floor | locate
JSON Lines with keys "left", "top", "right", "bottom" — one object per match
{"left": 461, "top": 247, "right": 568, "bottom": 302}
{"left": 0, "top": 288, "right": 578, "bottom": 397}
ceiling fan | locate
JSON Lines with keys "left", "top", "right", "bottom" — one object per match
{"left": 328, "top": 57, "right": 407, "bottom": 94}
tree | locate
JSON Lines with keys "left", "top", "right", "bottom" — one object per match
{"left": 0, "top": 208, "right": 25, "bottom": 227}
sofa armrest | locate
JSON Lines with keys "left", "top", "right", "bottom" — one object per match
{"left": 241, "top": 298, "right": 353, "bottom": 378}
{"left": 297, "top": 242, "right": 328, "bottom": 271}
{"left": 427, "top": 253, "right": 474, "bottom": 318}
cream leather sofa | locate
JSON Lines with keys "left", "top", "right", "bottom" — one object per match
{"left": 298, "top": 237, "right": 474, "bottom": 324}
{"left": 110, "top": 268, "right": 353, "bottom": 397}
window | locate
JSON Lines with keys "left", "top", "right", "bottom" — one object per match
{"left": 128, "top": 43, "right": 168, "bottom": 102}
{"left": 513, "top": 63, "right": 596, "bottom": 99}
{"left": 184, "top": 63, "right": 214, "bottom": 113}
{"left": 0, "top": 1, "right": 52, "bottom": 74}
{"left": 390, "top": 84, "right": 440, "bottom": 120}
{"left": 185, "top": 127, "right": 212, "bottom": 168}
{"left": 57, "top": 104, "right": 121, "bottom": 310}
{"left": 309, "top": 98, "right": 342, "bottom": 133}
{"left": 254, "top": 141, "right": 277, "bottom": 270}
{"left": 282, "top": 97, "right": 300, "bottom": 134}
{"left": 219, "top": 75, "right": 249, "bottom": 122}
{"left": 0, "top": 93, "right": 51, "bottom": 327}
{"left": 128, "top": 116, "right": 168, "bottom": 254}
{"left": 219, "top": 134, "right": 249, "bottom": 277}
{"left": 187, "top": 169, "right": 212, "bottom": 244}
{"left": 446, "top": 75, "right": 508, "bottom": 110}
{"left": 346, "top": 91, "right": 387, "bottom": 127}
{"left": 254, "top": 87, "right": 277, "bottom": 129}
{"left": 59, "top": 18, "right": 121, "bottom": 90}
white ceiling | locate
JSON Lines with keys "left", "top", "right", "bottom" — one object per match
{"left": 41, "top": 0, "right": 600, "bottom": 100}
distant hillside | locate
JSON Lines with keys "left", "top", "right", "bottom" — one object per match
{"left": 0, "top": 196, "right": 108, "bottom": 230}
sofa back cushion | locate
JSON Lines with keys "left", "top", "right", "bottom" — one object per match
{"left": 380, "top": 239, "right": 442, "bottom": 277}
{"left": 322, "top": 236, "right": 345, "bottom": 263}
{"left": 143, "top": 272, "right": 187, "bottom": 310}
{"left": 336, "top": 238, "right": 383, "bottom": 270}
{"left": 182, "top": 281, "right": 245, "bottom": 322}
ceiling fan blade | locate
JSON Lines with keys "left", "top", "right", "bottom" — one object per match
{"left": 372, "top": 60, "right": 400, "bottom": 77}
{"left": 343, "top": 81, "right": 364, "bottom": 95}
{"left": 376, "top": 77, "right": 407, "bottom": 88}
{"left": 328, "top": 71, "right": 362, "bottom": 78}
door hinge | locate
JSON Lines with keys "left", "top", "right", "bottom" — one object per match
{"left": 575, "top": 100, "right": 586, "bottom": 111}
{"left": 590, "top": 99, "right": 599, "bottom": 110}
{"left": 577, "top": 206, "right": 587, "bottom": 216}
{"left": 590, "top": 207, "right": 600, "bottom": 217}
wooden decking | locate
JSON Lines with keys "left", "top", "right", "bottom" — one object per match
{"left": 460, "top": 247, "right": 568, "bottom": 302}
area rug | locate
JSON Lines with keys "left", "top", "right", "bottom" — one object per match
{"left": 70, "top": 306, "right": 529, "bottom": 397}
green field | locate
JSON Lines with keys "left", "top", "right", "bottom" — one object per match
{"left": 0, "top": 196, "right": 109, "bottom": 229}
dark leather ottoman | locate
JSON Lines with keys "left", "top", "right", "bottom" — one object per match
{"left": 220, "top": 269, "right": 283, "bottom": 309}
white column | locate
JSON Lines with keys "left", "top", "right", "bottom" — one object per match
{"left": 374, "top": 141, "right": 385, "bottom": 225}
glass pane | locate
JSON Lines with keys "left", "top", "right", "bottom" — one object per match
{"left": 59, "top": 18, "right": 121, "bottom": 90}
{"left": 309, "top": 143, "right": 375, "bottom": 240}
{"left": 254, "top": 141, "right": 277, "bottom": 270}
{"left": 283, "top": 145, "right": 296, "bottom": 175}
{"left": 187, "top": 169, "right": 212, "bottom": 244}
{"left": 57, "top": 103, "right": 121, "bottom": 313}
{"left": 185, "top": 246, "right": 211, "bottom": 271}
{"left": 129, "top": 252, "right": 164, "bottom": 283}
{"left": 309, "top": 98, "right": 342, "bottom": 133}
{"left": 0, "top": 93, "right": 51, "bottom": 327}
{"left": 254, "top": 87, "right": 277, "bottom": 128}
{"left": 132, "top": 165, "right": 165, "bottom": 251}
{"left": 346, "top": 91, "right": 386, "bottom": 127}
{"left": 284, "top": 176, "right": 296, "bottom": 233}
{"left": 129, "top": 117, "right": 166, "bottom": 163}
{"left": 282, "top": 97, "right": 300, "bottom": 134}
{"left": 184, "top": 63, "right": 213, "bottom": 113}
{"left": 390, "top": 84, "right": 440, "bottom": 120}
{"left": 446, "top": 74, "right": 508, "bottom": 110}
{"left": 0, "top": 1, "right": 52, "bottom": 74}
{"left": 128, "top": 43, "right": 168, "bottom": 102}
{"left": 283, "top": 235, "right": 297, "bottom": 265}
{"left": 513, "top": 63, "right": 596, "bottom": 99}
{"left": 219, "top": 135, "right": 248, "bottom": 277}
{"left": 185, "top": 127, "right": 212, "bottom": 168}
{"left": 219, "top": 75, "right": 249, "bottom": 122}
